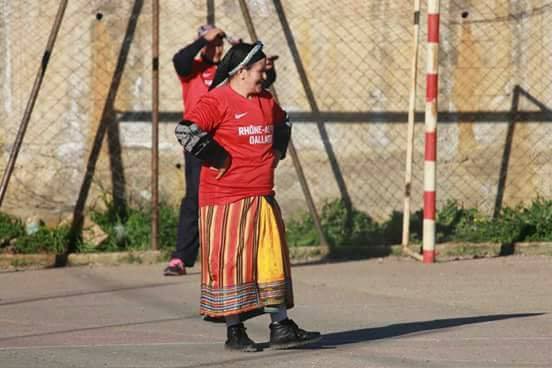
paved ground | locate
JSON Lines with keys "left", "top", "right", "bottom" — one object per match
{"left": 1, "top": 255, "right": 551, "bottom": 368}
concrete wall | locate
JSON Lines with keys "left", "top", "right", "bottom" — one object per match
{"left": 1, "top": 0, "right": 552, "bottom": 223}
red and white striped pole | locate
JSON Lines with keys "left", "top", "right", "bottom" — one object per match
{"left": 423, "top": 0, "right": 441, "bottom": 263}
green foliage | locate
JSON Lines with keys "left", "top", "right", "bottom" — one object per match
{"left": 435, "top": 199, "right": 552, "bottom": 244}
{"left": 436, "top": 200, "right": 526, "bottom": 244}
{"left": 320, "top": 199, "right": 382, "bottom": 246}
{"left": 319, "top": 199, "right": 355, "bottom": 246}
{"left": 380, "top": 211, "right": 405, "bottom": 245}
{"left": 2, "top": 196, "right": 179, "bottom": 255}
{"left": 286, "top": 211, "right": 319, "bottom": 247}
{"left": 0, "top": 212, "right": 25, "bottom": 246}
{"left": 286, "top": 197, "right": 552, "bottom": 247}
{"left": 521, "top": 198, "right": 552, "bottom": 241}
{"left": 89, "top": 199, "right": 178, "bottom": 251}
{"left": 158, "top": 204, "right": 180, "bottom": 248}
{"left": 122, "top": 208, "right": 152, "bottom": 250}
{"left": 287, "top": 199, "right": 386, "bottom": 247}
{"left": 5, "top": 197, "right": 552, "bottom": 255}
{"left": 12, "top": 225, "right": 70, "bottom": 254}
{"left": 1, "top": 212, "right": 69, "bottom": 254}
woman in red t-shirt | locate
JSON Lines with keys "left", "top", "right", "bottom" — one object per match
{"left": 175, "top": 42, "right": 320, "bottom": 352}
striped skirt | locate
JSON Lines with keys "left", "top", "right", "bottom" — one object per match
{"left": 199, "top": 196, "right": 294, "bottom": 319}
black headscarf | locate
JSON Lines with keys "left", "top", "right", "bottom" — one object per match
{"left": 209, "top": 41, "right": 266, "bottom": 91}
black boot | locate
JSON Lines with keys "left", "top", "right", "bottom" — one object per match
{"left": 225, "top": 323, "right": 261, "bottom": 352}
{"left": 269, "top": 318, "right": 321, "bottom": 349}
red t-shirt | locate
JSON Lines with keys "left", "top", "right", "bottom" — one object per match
{"left": 179, "top": 58, "right": 217, "bottom": 116}
{"left": 185, "top": 85, "right": 287, "bottom": 207}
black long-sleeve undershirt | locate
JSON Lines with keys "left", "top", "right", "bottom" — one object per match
{"left": 172, "top": 37, "right": 209, "bottom": 77}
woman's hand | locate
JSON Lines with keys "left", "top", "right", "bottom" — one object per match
{"left": 215, "top": 156, "right": 231, "bottom": 179}
{"left": 272, "top": 149, "right": 282, "bottom": 168}
{"left": 203, "top": 27, "right": 226, "bottom": 42}
{"left": 266, "top": 55, "right": 279, "bottom": 70}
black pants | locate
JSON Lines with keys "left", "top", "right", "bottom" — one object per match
{"left": 172, "top": 151, "right": 201, "bottom": 266}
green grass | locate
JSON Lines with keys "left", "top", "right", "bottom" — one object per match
{"left": 12, "top": 226, "right": 70, "bottom": 254}
{"left": 1, "top": 200, "right": 179, "bottom": 255}
{"left": 88, "top": 200, "right": 179, "bottom": 252}
{"left": 0, "top": 212, "right": 25, "bottom": 247}
{"left": 286, "top": 199, "right": 416, "bottom": 248}
{"left": 3, "top": 197, "right": 552, "bottom": 255}
{"left": 285, "top": 198, "right": 552, "bottom": 248}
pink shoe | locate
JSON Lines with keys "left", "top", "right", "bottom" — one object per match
{"left": 163, "top": 258, "right": 186, "bottom": 276}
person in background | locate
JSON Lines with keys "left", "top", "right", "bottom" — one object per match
{"left": 165, "top": 25, "right": 277, "bottom": 276}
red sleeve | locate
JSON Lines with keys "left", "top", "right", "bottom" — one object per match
{"left": 184, "top": 93, "right": 223, "bottom": 133}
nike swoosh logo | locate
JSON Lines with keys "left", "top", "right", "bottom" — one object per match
{"left": 235, "top": 112, "right": 248, "bottom": 119}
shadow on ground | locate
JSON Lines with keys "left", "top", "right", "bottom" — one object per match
{"left": 184, "top": 313, "right": 544, "bottom": 368}
{"left": 318, "top": 313, "right": 543, "bottom": 346}
{"left": 0, "top": 282, "right": 181, "bottom": 307}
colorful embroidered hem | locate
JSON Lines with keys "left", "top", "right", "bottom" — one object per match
{"left": 199, "top": 196, "right": 294, "bottom": 318}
